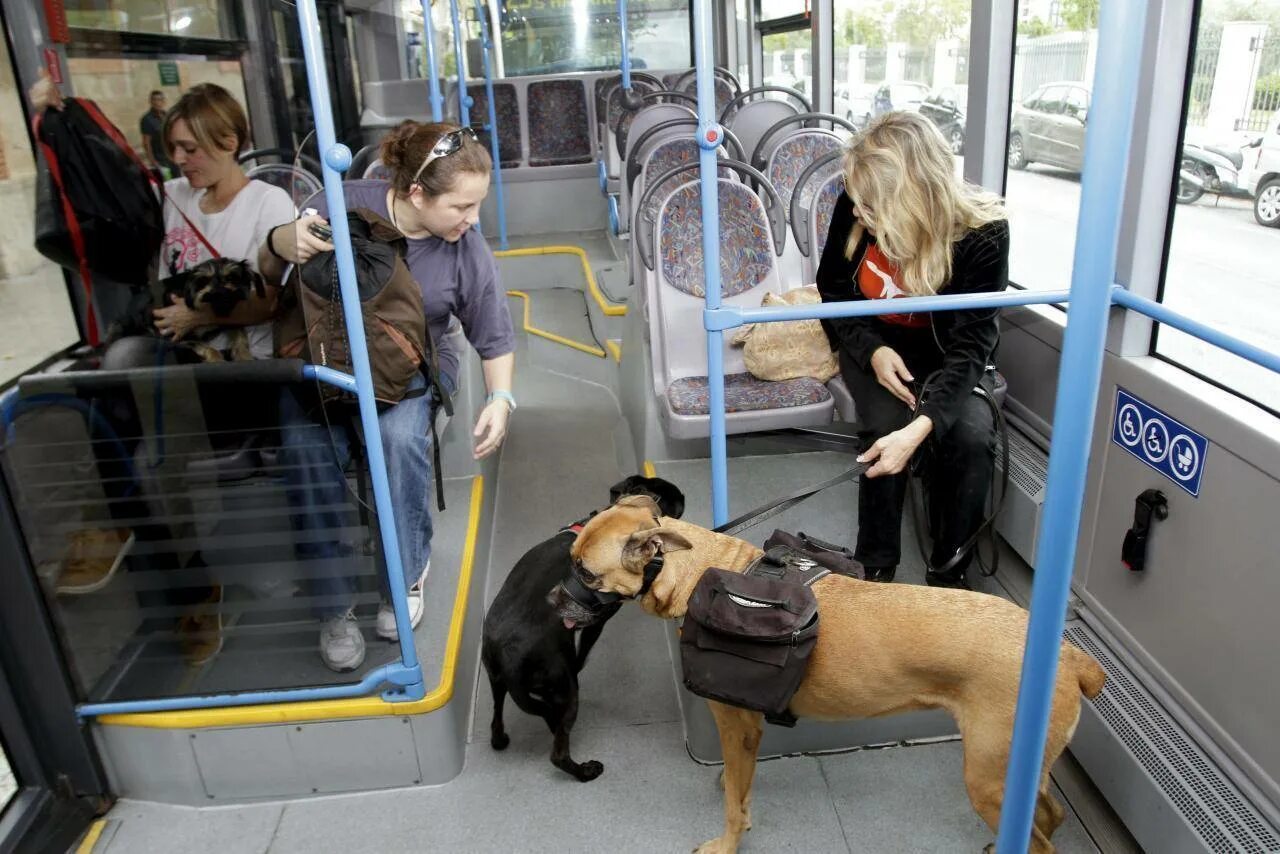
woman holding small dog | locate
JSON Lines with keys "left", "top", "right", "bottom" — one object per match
{"left": 29, "top": 75, "right": 293, "bottom": 361}
{"left": 260, "top": 122, "right": 515, "bottom": 671}
{"left": 816, "top": 111, "right": 1009, "bottom": 590}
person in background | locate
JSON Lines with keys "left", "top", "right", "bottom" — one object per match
{"left": 140, "top": 89, "right": 176, "bottom": 179}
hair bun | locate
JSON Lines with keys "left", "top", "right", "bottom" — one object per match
{"left": 379, "top": 120, "right": 419, "bottom": 171}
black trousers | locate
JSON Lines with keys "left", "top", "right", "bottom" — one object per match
{"left": 842, "top": 349, "right": 996, "bottom": 576}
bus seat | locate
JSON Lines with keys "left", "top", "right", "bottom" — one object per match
{"left": 649, "top": 180, "right": 834, "bottom": 439}
{"left": 527, "top": 80, "right": 592, "bottom": 166}
{"left": 765, "top": 130, "right": 843, "bottom": 221}
{"left": 347, "top": 145, "right": 379, "bottom": 181}
{"left": 363, "top": 159, "right": 390, "bottom": 180}
{"left": 790, "top": 151, "right": 845, "bottom": 283}
{"left": 245, "top": 164, "right": 321, "bottom": 202}
{"left": 467, "top": 83, "right": 522, "bottom": 168}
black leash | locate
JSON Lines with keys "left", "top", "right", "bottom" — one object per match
{"left": 712, "top": 463, "right": 867, "bottom": 538}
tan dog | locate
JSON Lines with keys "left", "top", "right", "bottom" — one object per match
{"left": 551, "top": 496, "right": 1105, "bottom": 854}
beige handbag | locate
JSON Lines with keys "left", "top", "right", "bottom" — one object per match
{"left": 730, "top": 286, "right": 839, "bottom": 382}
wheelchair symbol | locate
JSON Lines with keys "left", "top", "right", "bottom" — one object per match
{"left": 1117, "top": 403, "right": 1143, "bottom": 447}
{"left": 1169, "top": 435, "right": 1200, "bottom": 481}
{"left": 1142, "top": 419, "right": 1169, "bottom": 464}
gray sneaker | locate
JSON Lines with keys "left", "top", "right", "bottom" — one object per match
{"left": 320, "top": 611, "right": 366, "bottom": 672}
{"left": 376, "top": 561, "right": 427, "bottom": 641}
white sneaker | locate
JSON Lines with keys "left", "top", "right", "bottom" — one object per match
{"left": 377, "top": 561, "right": 428, "bottom": 641}
{"left": 319, "top": 611, "right": 366, "bottom": 672}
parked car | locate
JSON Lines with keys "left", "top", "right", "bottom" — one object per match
{"left": 871, "top": 81, "right": 932, "bottom": 119}
{"left": 1245, "top": 110, "right": 1280, "bottom": 227}
{"left": 920, "top": 85, "right": 966, "bottom": 154}
{"left": 836, "top": 82, "right": 877, "bottom": 128}
{"left": 1008, "top": 82, "right": 1090, "bottom": 171}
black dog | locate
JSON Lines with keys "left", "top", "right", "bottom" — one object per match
{"left": 481, "top": 475, "right": 685, "bottom": 781}
{"left": 109, "top": 258, "right": 266, "bottom": 362}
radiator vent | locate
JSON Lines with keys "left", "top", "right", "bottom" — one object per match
{"left": 1065, "top": 625, "right": 1280, "bottom": 853}
{"left": 997, "top": 428, "right": 1048, "bottom": 499}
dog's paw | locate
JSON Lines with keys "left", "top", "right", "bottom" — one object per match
{"left": 692, "top": 838, "right": 733, "bottom": 854}
{"left": 575, "top": 760, "right": 603, "bottom": 782}
{"left": 490, "top": 731, "right": 510, "bottom": 751}
{"left": 982, "top": 845, "right": 995, "bottom": 854}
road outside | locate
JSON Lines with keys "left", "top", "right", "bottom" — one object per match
{"left": 1000, "top": 163, "right": 1279, "bottom": 412}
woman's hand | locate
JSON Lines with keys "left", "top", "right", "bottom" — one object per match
{"left": 153, "top": 302, "right": 208, "bottom": 341}
{"left": 472, "top": 398, "right": 511, "bottom": 460}
{"left": 269, "top": 214, "right": 334, "bottom": 265}
{"left": 870, "top": 346, "right": 916, "bottom": 408}
{"left": 858, "top": 416, "right": 933, "bottom": 478}
{"left": 28, "top": 69, "right": 65, "bottom": 112}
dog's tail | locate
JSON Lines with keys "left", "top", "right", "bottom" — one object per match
{"left": 1068, "top": 647, "right": 1106, "bottom": 699}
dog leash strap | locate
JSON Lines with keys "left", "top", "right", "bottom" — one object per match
{"left": 713, "top": 464, "right": 867, "bottom": 537}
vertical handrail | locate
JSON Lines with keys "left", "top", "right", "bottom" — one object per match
{"left": 421, "top": 0, "right": 444, "bottom": 122}
{"left": 996, "top": 1, "right": 1145, "bottom": 850}
{"left": 618, "top": 0, "right": 631, "bottom": 90}
{"left": 473, "top": 0, "right": 507, "bottom": 249}
{"left": 295, "top": 0, "right": 424, "bottom": 693}
{"left": 449, "top": 0, "right": 470, "bottom": 126}
{"left": 692, "top": 0, "right": 728, "bottom": 527}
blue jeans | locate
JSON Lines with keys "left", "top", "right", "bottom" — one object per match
{"left": 279, "top": 372, "right": 454, "bottom": 618}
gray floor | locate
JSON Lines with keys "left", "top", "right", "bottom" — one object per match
{"left": 74, "top": 230, "right": 1118, "bottom": 852}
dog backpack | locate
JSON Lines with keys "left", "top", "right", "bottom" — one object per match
{"left": 679, "top": 553, "right": 820, "bottom": 727}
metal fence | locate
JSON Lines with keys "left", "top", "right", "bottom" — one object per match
{"left": 1243, "top": 37, "right": 1280, "bottom": 133}
{"left": 1013, "top": 32, "right": 1090, "bottom": 100}
{"left": 1186, "top": 29, "right": 1220, "bottom": 128}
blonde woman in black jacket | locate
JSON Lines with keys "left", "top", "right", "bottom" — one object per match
{"left": 816, "top": 111, "right": 1010, "bottom": 589}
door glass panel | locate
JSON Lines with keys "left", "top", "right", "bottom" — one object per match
{"left": 0, "top": 28, "right": 79, "bottom": 386}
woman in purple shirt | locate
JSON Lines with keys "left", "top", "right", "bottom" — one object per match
{"left": 261, "top": 123, "right": 516, "bottom": 671}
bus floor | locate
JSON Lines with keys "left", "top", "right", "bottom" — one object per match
{"left": 77, "top": 230, "right": 1136, "bottom": 853}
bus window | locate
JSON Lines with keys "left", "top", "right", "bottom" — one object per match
{"left": 1157, "top": 0, "right": 1280, "bottom": 413}
{"left": 1004, "top": 5, "right": 1102, "bottom": 297}
{"left": 0, "top": 36, "right": 78, "bottom": 385}
{"left": 64, "top": 0, "right": 235, "bottom": 40}
{"left": 831, "top": 0, "right": 971, "bottom": 160}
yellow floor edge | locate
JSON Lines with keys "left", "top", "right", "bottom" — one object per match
{"left": 75, "top": 819, "right": 108, "bottom": 854}
{"left": 507, "top": 289, "right": 606, "bottom": 358}
{"left": 98, "top": 476, "right": 485, "bottom": 729}
{"left": 493, "top": 244, "right": 627, "bottom": 317}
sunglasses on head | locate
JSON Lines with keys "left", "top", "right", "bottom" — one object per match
{"left": 411, "top": 126, "right": 480, "bottom": 184}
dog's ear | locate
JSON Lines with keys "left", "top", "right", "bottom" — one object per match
{"left": 622, "top": 525, "right": 692, "bottom": 565}
{"left": 614, "top": 493, "right": 660, "bottom": 515}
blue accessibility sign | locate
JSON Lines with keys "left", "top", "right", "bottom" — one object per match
{"left": 1112, "top": 388, "right": 1208, "bottom": 497}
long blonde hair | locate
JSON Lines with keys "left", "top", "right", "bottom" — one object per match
{"left": 842, "top": 111, "right": 1005, "bottom": 296}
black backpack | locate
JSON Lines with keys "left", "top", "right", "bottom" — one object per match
{"left": 34, "top": 98, "right": 164, "bottom": 343}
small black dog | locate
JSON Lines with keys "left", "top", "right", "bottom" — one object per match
{"left": 110, "top": 258, "right": 266, "bottom": 362}
{"left": 482, "top": 475, "right": 685, "bottom": 781}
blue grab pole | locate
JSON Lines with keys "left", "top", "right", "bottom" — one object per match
{"left": 691, "top": 0, "right": 727, "bottom": 527}
{"left": 295, "top": 0, "right": 424, "bottom": 697}
{"left": 1111, "top": 287, "right": 1280, "bottom": 375}
{"left": 421, "top": 0, "right": 444, "bottom": 122}
{"left": 618, "top": 0, "right": 631, "bottom": 90}
{"left": 473, "top": 0, "right": 507, "bottom": 249}
{"left": 449, "top": 0, "right": 470, "bottom": 126}
{"left": 996, "top": 1, "right": 1145, "bottom": 850}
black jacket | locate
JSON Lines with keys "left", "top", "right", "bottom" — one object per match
{"left": 815, "top": 191, "right": 1009, "bottom": 438}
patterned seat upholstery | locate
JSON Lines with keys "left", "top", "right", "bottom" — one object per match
{"left": 668, "top": 373, "right": 830, "bottom": 416}
{"left": 811, "top": 172, "right": 844, "bottom": 262}
{"left": 467, "top": 83, "right": 522, "bottom": 168}
{"left": 636, "top": 138, "right": 729, "bottom": 228}
{"left": 647, "top": 179, "right": 835, "bottom": 438}
{"left": 766, "top": 131, "right": 842, "bottom": 217}
{"left": 528, "top": 80, "right": 591, "bottom": 166}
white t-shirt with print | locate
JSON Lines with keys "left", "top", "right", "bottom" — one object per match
{"left": 159, "top": 178, "right": 295, "bottom": 359}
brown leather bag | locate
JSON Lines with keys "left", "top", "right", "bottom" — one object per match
{"left": 275, "top": 207, "right": 449, "bottom": 412}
